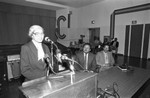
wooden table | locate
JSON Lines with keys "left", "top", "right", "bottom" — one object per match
{"left": 19, "top": 72, "right": 97, "bottom": 98}
{"left": 97, "top": 66, "right": 150, "bottom": 98}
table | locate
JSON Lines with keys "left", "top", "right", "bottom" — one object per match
{"left": 97, "top": 66, "right": 150, "bottom": 98}
{"left": 19, "top": 71, "right": 97, "bottom": 98}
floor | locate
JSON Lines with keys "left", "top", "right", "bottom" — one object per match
{"left": 1, "top": 55, "right": 150, "bottom": 98}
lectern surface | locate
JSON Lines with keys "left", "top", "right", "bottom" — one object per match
{"left": 19, "top": 71, "right": 97, "bottom": 98}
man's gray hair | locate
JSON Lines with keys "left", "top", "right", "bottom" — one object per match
{"left": 28, "top": 25, "right": 44, "bottom": 37}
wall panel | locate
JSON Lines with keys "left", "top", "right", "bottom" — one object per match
{"left": 0, "top": 2, "right": 56, "bottom": 45}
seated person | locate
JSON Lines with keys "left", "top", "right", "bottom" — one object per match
{"left": 96, "top": 44, "right": 114, "bottom": 72}
{"left": 74, "top": 43, "right": 97, "bottom": 72}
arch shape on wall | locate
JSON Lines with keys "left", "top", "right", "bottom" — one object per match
{"left": 110, "top": 3, "right": 150, "bottom": 38}
{"left": 109, "top": 3, "right": 150, "bottom": 59}
{"left": 55, "top": 15, "right": 66, "bottom": 39}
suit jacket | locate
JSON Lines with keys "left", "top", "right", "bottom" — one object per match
{"left": 74, "top": 51, "right": 97, "bottom": 72}
{"left": 111, "top": 41, "right": 119, "bottom": 49}
{"left": 20, "top": 41, "right": 51, "bottom": 81}
{"left": 96, "top": 51, "right": 114, "bottom": 66}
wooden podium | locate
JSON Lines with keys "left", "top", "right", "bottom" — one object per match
{"left": 19, "top": 71, "right": 97, "bottom": 98}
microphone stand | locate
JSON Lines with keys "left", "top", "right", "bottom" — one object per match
{"left": 48, "top": 40, "right": 58, "bottom": 75}
{"left": 51, "top": 41, "right": 54, "bottom": 68}
{"left": 50, "top": 41, "right": 58, "bottom": 67}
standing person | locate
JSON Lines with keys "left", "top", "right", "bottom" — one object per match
{"left": 74, "top": 43, "right": 97, "bottom": 72}
{"left": 20, "top": 25, "right": 51, "bottom": 81}
{"left": 110, "top": 38, "right": 119, "bottom": 61}
{"left": 93, "top": 37, "right": 102, "bottom": 54}
{"left": 96, "top": 44, "right": 114, "bottom": 72}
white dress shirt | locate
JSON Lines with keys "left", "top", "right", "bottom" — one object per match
{"left": 84, "top": 53, "right": 88, "bottom": 70}
{"left": 103, "top": 51, "right": 109, "bottom": 64}
{"left": 32, "top": 40, "right": 45, "bottom": 61}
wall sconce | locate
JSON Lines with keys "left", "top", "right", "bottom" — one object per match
{"left": 91, "top": 20, "right": 95, "bottom": 24}
{"left": 69, "top": 11, "right": 72, "bottom": 15}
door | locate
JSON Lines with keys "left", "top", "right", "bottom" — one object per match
{"left": 129, "top": 24, "right": 143, "bottom": 58}
{"left": 142, "top": 24, "right": 150, "bottom": 59}
{"left": 89, "top": 28, "right": 100, "bottom": 48}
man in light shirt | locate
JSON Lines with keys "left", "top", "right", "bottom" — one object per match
{"left": 20, "top": 25, "right": 51, "bottom": 81}
{"left": 96, "top": 44, "right": 114, "bottom": 72}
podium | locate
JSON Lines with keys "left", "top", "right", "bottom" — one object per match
{"left": 19, "top": 72, "right": 97, "bottom": 98}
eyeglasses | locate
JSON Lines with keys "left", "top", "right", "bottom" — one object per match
{"left": 33, "top": 32, "right": 44, "bottom": 36}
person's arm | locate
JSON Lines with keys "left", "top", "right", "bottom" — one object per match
{"left": 91, "top": 55, "right": 100, "bottom": 72}
{"left": 110, "top": 52, "right": 115, "bottom": 66}
{"left": 96, "top": 52, "right": 103, "bottom": 66}
{"left": 73, "top": 54, "right": 83, "bottom": 71}
{"left": 116, "top": 42, "right": 119, "bottom": 48}
{"left": 95, "top": 52, "right": 104, "bottom": 72}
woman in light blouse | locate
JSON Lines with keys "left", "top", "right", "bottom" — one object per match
{"left": 96, "top": 44, "right": 114, "bottom": 72}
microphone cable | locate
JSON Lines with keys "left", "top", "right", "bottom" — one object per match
{"left": 97, "top": 82, "right": 120, "bottom": 98}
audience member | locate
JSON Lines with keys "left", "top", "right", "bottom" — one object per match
{"left": 96, "top": 44, "right": 114, "bottom": 72}
{"left": 103, "top": 38, "right": 110, "bottom": 45}
{"left": 110, "top": 38, "right": 119, "bottom": 60}
{"left": 74, "top": 43, "right": 97, "bottom": 72}
{"left": 20, "top": 25, "right": 51, "bottom": 81}
{"left": 93, "top": 36, "right": 102, "bottom": 54}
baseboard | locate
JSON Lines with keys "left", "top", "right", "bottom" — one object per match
{"left": 117, "top": 54, "right": 150, "bottom": 60}
{"left": 117, "top": 53, "right": 124, "bottom": 56}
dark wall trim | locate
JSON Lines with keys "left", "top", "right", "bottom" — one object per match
{"left": 114, "top": 3, "right": 150, "bottom": 15}
{"left": 110, "top": 3, "right": 150, "bottom": 38}
{"left": 68, "top": 13, "right": 71, "bottom": 28}
{"left": 124, "top": 25, "right": 130, "bottom": 56}
{"left": 110, "top": 12, "right": 115, "bottom": 38}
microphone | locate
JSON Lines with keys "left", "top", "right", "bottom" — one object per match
{"left": 61, "top": 54, "right": 85, "bottom": 70}
{"left": 45, "top": 37, "right": 53, "bottom": 43}
{"left": 45, "top": 37, "right": 58, "bottom": 50}
{"left": 55, "top": 52, "right": 62, "bottom": 63}
{"left": 61, "top": 54, "right": 71, "bottom": 60}
{"left": 45, "top": 54, "right": 51, "bottom": 65}
{"left": 61, "top": 54, "right": 76, "bottom": 63}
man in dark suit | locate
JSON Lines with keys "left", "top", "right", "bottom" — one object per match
{"left": 74, "top": 43, "right": 97, "bottom": 72}
{"left": 20, "top": 25, "right": 51, "bottom": 81}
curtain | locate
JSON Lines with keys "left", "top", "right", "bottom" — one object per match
{"left": 0, "top": 2, "right": 56, "bottom": 45}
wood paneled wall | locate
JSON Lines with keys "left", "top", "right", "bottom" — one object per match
{"left": 0, "top": 2, "right": 56, "bottom": 45}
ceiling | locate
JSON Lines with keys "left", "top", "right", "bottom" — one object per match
{"left": 45, "top": 0, "right": 102, "bottom": 7}
{"left": 0, "top": 0, "right": 103, "bottom": 10}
